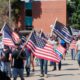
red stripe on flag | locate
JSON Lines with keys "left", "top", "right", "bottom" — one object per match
{"left": 56, "top": 44, "right": 66, "bottom": 55}
{"left": 27, "top": 40, "right": 61, "bottom": 63}
{"left": 3, "top": 38, "right": 15, "bottom": 47}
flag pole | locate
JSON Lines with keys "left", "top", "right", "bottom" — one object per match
{"left": 17, "top": 29, "right": 34, "bottom": 59}
{"left": 1, "top": 22, "right": 7, "bottom": 32}
{"left": 50, "top": 18, "right": 57, "bottom": 36}
{"left": 23, "top": 29, "right": 34, "bottom": 48}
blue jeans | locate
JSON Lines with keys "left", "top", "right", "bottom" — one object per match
{"left": 3, "top": 62, "right": 12, "bottom": 77}
{"left": 50, "top": 61, "right": 54, "bottom": 66}
{"left": 12, "top": 68, "right": 24, "bottom": 80}
{"left": 25, "top": 48, "right": 31, "bottom": 67}
{"left": 26, "top": 54, "right": 31, "bottom": 67}
{"left": 71, "top": 49, "right": 75, "bottom": 60}
{"left": 26, "top": 55, "right": 31, "bottom": 76}
{"left": 0, "top": 49, "right": 4, "bottom": 71}
{"left": 0, "top": 61, "right": 4, "bottom": 71}
{"left": 53, "top": 61, "right": 61, "bottom": 70}
{"left": 40, "top": 59, "right": 48, "bottom": 74}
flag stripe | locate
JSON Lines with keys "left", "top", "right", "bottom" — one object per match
{"left": 54, "top": 29, "right": 71, "bottom": 42}
{"left": 27, "top": 40, "right": 59, "bottom": 57}
{"left": 53, "top": 21, "right": 72, "bottom": 43}
{"left": 2, "top": 24, "right": 15, "bottom": 47}
{"left": 2, "top": 23, "right": 20, "bottom": 47}
{"left": 3, "top": 39, "right": 15, "bottom": 47}
{"left": 26, "top": 31, "right": 61, "bottom": 63}
{"left": 27, "top": 44, "right": 60, "bottom": 63}
{"left": 55, "top": 45, "right": 66, "bottom": 58}
{"left": 55, "top": 49, "right": 63, "bottom": 57}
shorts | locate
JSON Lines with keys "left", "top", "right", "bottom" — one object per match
{"left": 12, "top": 68, "right": 24, "bottom": 78}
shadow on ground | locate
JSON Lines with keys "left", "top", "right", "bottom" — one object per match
{"left": 38, "top": 78, "right": 45, "bottom": 80}
{"left": 64, "top": 68, "right": 79, "bottom": 71}
{"left": 62, "top": 63, "right": 73, "bottom": 66}
{"left": 48, "top": 73, "right": 74, "bottom": 77}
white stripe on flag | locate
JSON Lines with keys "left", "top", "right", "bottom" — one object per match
{"left": 27, "top": 40, "right": 61, "bottom": 63}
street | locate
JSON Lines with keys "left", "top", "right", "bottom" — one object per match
{"left": 11, "top": 53, "right": 80, "bottom": 80}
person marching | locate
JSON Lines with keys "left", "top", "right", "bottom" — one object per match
{"left": 53, "top": 38, "right": 67, "bottom": 71}
{"left": 22, "top": 35, "right": 31, "bottom": 77}
{"left": 12, "top": 42, "right": 26, "bottom": 80}
{"left": 2, "top": 45, "right": 12, "bottom": 77}
{"left": 69, "top": 36, "right": 76, "bottom": 60}
{"left": 36, "top": 30, "right": 48, "bottom": 78}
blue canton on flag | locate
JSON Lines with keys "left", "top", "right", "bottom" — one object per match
{"left": 27, "top": 31, "right": 61, "bottom": 63}
{"left": 34, "top": 33, "right": 46, "bottom": 48}
{"left": 2, "top": 23, "right": 20, "bottom": 47}
{"left": 2, "top": 23, "right": 15, "bottom": 47}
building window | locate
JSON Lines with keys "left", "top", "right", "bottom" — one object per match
{"left": 25, "top": 2, "right": 32, "bottom": 30}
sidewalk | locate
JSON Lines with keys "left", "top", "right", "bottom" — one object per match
{"left": 11, "top": 53, "right": 80, "bottom": 80}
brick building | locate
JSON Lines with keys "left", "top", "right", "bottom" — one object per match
{"left": 20, "top": 0, "right": 66, "bottom": 34}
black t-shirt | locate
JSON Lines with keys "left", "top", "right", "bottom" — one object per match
{"left": 3, "top": 49, "right": 12, "bottom": 62}
{"left": 12, "top": 48, "right": 26, "bottom": 69}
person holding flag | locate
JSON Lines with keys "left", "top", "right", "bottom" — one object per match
{"left": 47, "top": 35, "right": 58, "bottom": 70}
{"left": 23, "top": 35, "right": 31, "bottom": 77}
{"left": 27, "top": 29, "right": 61, "bottom": 77}
{"left": 36, "top": 30, "right": 48, "bottom": 78}
{"left": 2, "top": 45, "right": 12, "bottom": 77}
{"left": 53, "top": 38, "right": 67, "bottom": 71}
{"left": 12, "top": 42, "right": 26, "bottom": 80}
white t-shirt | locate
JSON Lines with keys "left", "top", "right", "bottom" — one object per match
{"left": 48, "top": 39, "right": 57, "bottom": 49}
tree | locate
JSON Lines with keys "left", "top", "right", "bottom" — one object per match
{"left": 11, "top": 0, "right": 22, "bottom": 21}
{"left": 0, "top": 0, "right": 16, "bottom": 29}
{"left": 0, "top": 0, "right": 9, "bottom": 28}
{"left": 0, "top": 0, "right": 22, "bottom": 29}
{"left": 67, "top": 0, "right": 80, "bottom": 29}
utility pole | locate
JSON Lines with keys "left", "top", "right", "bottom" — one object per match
{"left": 9, "top": 0, "right": 11, "bottom": 25}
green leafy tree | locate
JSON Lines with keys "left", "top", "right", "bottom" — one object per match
{"left": 67, "top": 0, "right": 80, "bottom": 29}
{"left": 0, "top": 0, "right": 17, "bottom": 29}
{"left": 0, "top": 0, "right": 22, "bottom": 29}
{"left": 0, "top": 0, "right": 9, "bottom": 28}
{"left": 11, "top": 0, "right": 22, "bottom": 20}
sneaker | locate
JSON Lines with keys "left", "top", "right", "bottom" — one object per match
{"left": 44, "top": 74, "right": 48, "bottom": 78}
{"left": 52, "top": 68, "right": 56, "bottom": 71}
{"left": 26, "top": 74, "right": 30, "bottom": 77}
{"left": 59, "top": 68, "right": 61, "bottom": 71}
{"left": 32, "top": 69, "right": 35, "bottom": 72}
{"left": 40, "top": 74, "right": 44, "bottom": 77}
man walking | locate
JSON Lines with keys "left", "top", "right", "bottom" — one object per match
{"left": 12, "top": 42, "right": 26, "bottom": 80}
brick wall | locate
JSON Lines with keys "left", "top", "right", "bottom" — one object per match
{"left": 32, "top": 0, "right": 66, "bottom": 34}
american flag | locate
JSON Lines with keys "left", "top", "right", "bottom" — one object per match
{"left": 55, "top": 44, "right": 66, "bottom": 58}
{"left": 52, "top": 21, "right": 72, "bottom": 43}
{"left": 27, "top": 31, "right": 61, "bottom": 63}
{"left": 41, "top": 32, "right": 48, "bottom": 40}
{"left": 2, "top": 23, "right": 20, "bottom": 47}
